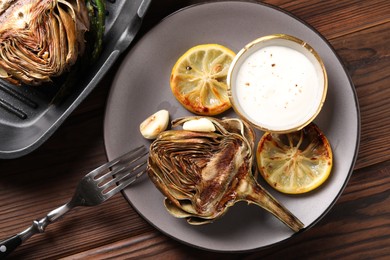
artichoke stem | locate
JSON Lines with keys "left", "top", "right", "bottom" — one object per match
{"left": 244, "top": 179, "right": 304, "bottom": 232}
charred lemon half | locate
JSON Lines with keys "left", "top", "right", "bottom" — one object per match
{"left": 170, "top": 44, "right": 235, "bottom": 115}
{"left": 256, "top": 123, "right": 333, "bottom": 194}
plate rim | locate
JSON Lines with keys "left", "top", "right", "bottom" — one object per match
{"left": 103, "top": 0, "right": 361, "bottom": 253}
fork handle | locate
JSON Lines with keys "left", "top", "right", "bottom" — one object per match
{"left": 0, "top": 218, "right": 49, "bottom": 258}
{"left": 0, "top": 203, "right": 71, "bottom": 258}
{"left": 0, "top": 234, "right": 22, "bottom": 258}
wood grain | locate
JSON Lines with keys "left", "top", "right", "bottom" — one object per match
{"left": 330, "top": 22, "right": 390, "bottom": 169}
{"left": 263, "top": 0, "right": 390, "bottom": 39}
{"left": 0, "top": 0, "right": 389, "bottom": 259}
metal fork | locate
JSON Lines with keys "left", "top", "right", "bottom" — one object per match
{"left": 0, "top": 145, "right": 148, "bottom": 258}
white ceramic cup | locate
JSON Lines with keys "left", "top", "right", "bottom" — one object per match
{"left": 227, "top": 34, "right": 328, "bottom": 133}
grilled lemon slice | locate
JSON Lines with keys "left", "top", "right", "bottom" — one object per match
{"left": 170, "top": 44, "right": 235, "bottom": 115}
{"left": 256, "top": 123, "right": 333, "bottom": 194}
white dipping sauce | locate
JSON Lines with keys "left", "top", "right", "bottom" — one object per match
{"left": 235, "top": 45, "right": 324, "bottom": 131}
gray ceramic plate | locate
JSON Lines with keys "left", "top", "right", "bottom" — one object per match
{"left": 104, "top": 1, "right": 360, "bottom": 252}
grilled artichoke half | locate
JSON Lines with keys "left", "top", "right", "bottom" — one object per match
{"left": 0, "top": 0, "right": 104, "bottom": 86}
{"left": 147, "top": 116, "right": 304, "bottom": 232}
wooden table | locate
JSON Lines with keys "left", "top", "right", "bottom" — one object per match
{"left": 1, "top": 0, "right": 389, "bottom": 259}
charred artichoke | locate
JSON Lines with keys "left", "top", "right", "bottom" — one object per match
{"left": 147, "top": 116, "right": 304, "bottom": 232}
{"left": 0, "top": 0, "right": 104, "bottom": 86}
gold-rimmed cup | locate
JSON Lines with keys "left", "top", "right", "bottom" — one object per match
{"left": 227, "top": 34, "right": 328, "bottom": 133}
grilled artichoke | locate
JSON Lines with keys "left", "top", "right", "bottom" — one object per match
{"left": 0, "top": 0, "right": 104, "bottom": 86}
{"left": 147, "top": 116, "right": 304, "bottom": 232}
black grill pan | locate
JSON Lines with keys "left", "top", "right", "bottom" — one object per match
{"left": 0, "top": 0, "right": 152, "bottom": 159}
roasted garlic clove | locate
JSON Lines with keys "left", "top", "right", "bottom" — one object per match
{"left": 140, "top": 110, "right": 169, "bottom": 139}
{"left": 183, "top": 118, "right": 216, "bottom": 132}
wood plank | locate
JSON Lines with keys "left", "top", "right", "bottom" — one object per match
{"left": 262, "top": 0, "right": 390, "bottom": 38}
{"left": 329, "top": 22, "right": 390, "bottom": 169}
{"left": 0, "top": 1, "right": 388, "bottom": 259}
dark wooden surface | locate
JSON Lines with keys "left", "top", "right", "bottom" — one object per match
{"left": 1, "top": 0, "right": 389, "bottom": 259}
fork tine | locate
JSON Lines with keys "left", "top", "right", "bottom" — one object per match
{"left": 103, "top": 168, "right": 148, "bottom": 199}
{"left": 96, "top": 150, "right": 148, "bottom": 183}
{"left": 100, "top": 153, "right": 148, "bottom": 189}
{"left": 88, "top": 145, "right": 146, "bottom": 178}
